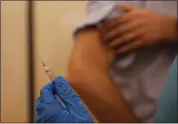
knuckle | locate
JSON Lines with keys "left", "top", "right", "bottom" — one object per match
{"left": 40, "top": 88, "right": 44, "bottom": 95}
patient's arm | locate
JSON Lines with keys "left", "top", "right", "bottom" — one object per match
{"left": 65, "top": 28, "right": 138, "bottom": 122}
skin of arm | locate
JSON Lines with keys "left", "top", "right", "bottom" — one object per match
{"left": 65, "top": 27, "right": 139, "bottom": 122}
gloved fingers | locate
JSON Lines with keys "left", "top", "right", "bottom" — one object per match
{"left": 67, "top": 96, "right": 91, "bottom": 115}
{"left": 54, "top": 77, "right": 93, "bottom": 118}
{"left": 40, "top": 82, "right": 58, "bottom": 104}
{"left": 35, "top": 96, "right": 45, "bottom": 114}
{"left": 35, "top": 96, "right": 69, "bottom": 123}
{"left": 35, "top": 96, "right": 41, "bottom": 108}
{"left": 54, "top": 76, "right": 81, "bottom": 106}
{"left": 34, "top": 98, "right": 42, "bottom": 123}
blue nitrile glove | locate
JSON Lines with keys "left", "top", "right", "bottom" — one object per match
{"left": 35, "top": 76, "right": 94, "bottom": 123}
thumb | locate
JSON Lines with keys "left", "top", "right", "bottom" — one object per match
{"left": 54, "top": 76, "right": 80, "bottom": 105}
{"left": 118, "top": 4, "right": 136, "bottom": 12}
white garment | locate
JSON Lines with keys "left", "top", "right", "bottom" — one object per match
{"left": 74, "top": 1, "right": 178, "bottom": 122}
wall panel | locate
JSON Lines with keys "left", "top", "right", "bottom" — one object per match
{"left": 1, "top": 1, "right": 28, "bottom": 122}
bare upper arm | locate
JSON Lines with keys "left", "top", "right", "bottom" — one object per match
{"left": 66, "top": 28, "right": 138, "bottom": 122}
{"left": 67, "top": 28, "right": 103, "bottom": 80}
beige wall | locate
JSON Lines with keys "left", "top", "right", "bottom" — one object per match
{"left": 1, "top": 1, "right": 28, "bottom": 122}
{"left": 1, "top": 1, "right": 87, "bottom": 122}
{"left": 33, "top": 1, "right": 87, "bottom": 99}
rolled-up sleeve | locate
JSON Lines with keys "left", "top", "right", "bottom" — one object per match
{"left": 74, "top": 1, "right": 118, "bottom": 36}
{"left": 74, "top": 1, "right": 145, "bottom": 36}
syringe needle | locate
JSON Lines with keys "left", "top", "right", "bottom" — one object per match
{"left": 41, "top": 61, "right": 46, "bottom": 67}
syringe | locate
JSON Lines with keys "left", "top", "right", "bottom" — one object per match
{"left": 41, "top": 61, "right": 67, "bottom": 108}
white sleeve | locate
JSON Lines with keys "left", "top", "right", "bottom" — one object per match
{"left": 74, "top": 1, "right": 145, "bottom": 36}
{"left": 74, "top": 1, "right": 119, "bottom": 36}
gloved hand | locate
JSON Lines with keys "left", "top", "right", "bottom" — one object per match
{"left": 35, "top": 76, "right": 94, "bottom": 123}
